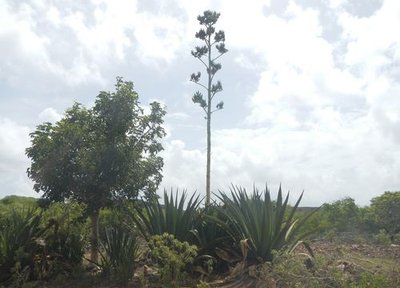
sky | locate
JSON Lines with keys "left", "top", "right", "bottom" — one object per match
{"left": 1, "top": 0, "right": 399, "bottom": 206}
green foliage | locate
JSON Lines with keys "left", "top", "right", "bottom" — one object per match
{"left": 0, "top": 195, "right": 38, "bottom": 208}
{"left": 148, "top": 233, "right": 197, "bottom": 287}
{"left": 0, "top": 196, "right": 38, "bottom": 221}
{"left": 370, "top": 191, "right": 400, "bottom": 241}
{"left": 98, "top": 226, "right": 140, "bottom": 286}
{"left": 372, "top": 229, "right": 392, "bottom": 246}
{"left": 98, "top": 207, "right": 128, "bottom": 243}
{"left": 37, "top": 201, "right": 87, "bottom": 279}
{"left": 190, "top": 204, "right": 232, "bottom": 274}
{"left": 216, "top": 185, "right": 316, "bottom": 263}
{"left": 0, "top": 207, "right": 43, "bottom": 285}
{"left": 322, "top": 197, "right": 361, "bottom": 233}
{"left": 294, "top": 209, "right": 329, "bottom": 238}
{"left": 191, "top": 204, "right": 231, "bottom": 254}
{"left": 295, "top": 194, "right": 400, "bottom": 243}
{"left": 130, "top": 190, "right": 202, "bottom": 242}
{"left": 26, "top": 77, "right": 166, "bottom": 212}
{"left": 26, "top": 77, "right": 166, "bottom": 261}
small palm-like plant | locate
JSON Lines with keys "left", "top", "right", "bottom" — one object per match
{"left": 130, "top": 190, "right": 202, "bottom": 242}
{"left": 217, "top": 185, "right": 315, "bottom": 263}
{"left": 0, "top": 207, "right": 43, "bottom": 284}
{"left": 192, "top": 205, "right": 230, "bottom": 253}
{"left": 99, "top": 226, "right": 139, "bottom": 286}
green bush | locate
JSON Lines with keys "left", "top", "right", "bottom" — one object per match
{"left": 294, "top": 209, "right": 329, "bottom": 239}
{"left": 149, "top": 233, "right": 197, "bottom": 287}
{"left": 40, "top": 201, "right": 87, "bottom": 274}
{"left": 0, "top": 196, "right": 38, "bottom": 214}
{"left": 370, "top": 191, "right": 400, "bottom": 242}
{"left": 322, "top": 197, "right": 361, "bottom": 233}
{"left": 372, "top": 230, "right": 392, "bottom": 246}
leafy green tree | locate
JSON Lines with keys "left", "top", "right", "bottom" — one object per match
{"left": 190, "top": 10, "right": 228, "bottom": 205}
{"left": 321, "top": 197, "right": 361, "bottom": 232}
{"left": 370, "top": 191, "right": 400, "bottom": 241}
{"left": 26, "top": 78, "right": 166, "bottom": 261}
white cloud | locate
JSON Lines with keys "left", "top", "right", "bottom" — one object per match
{"left": 161, "top": 140, "right": 205, "bottom": 192}
{"left": 160, "top": 0, "right": 400, "bottom": 206}
{"left": 0, "top": 1, "right": 104, "bottom": 86}
{"left": 38, "top": 107, "right": 63, "bottom": 123}
{"left": 0, "top": 118, "right": 35, "bottom": 198}
{"left": 133, "top": 13, "right": 185, "bottom": 65}
{"left": 162, "top": 117, "right": 400, "bottom": 206}
{"left": 166, "top": 112, "right": 190, "bottom": 120}
{"left": 0, "top": 2, "right": 49, "bottom": 80}
{"left": 328, "top": 0, "right": 347, "bottom": 9}
{"left": 1, "top": 0, "right": 400, "bottom": 207}
{"left": 339, "top": 0, "right": 400, "bottom": 77}
{"left": 0, "top": 0, "right": 195, "bottom": 87}
{"left": 0, "top": 118, "right": 30, "bottom": 165}
{"left": 65, "top": 1, "right": 135, "bottom": 62}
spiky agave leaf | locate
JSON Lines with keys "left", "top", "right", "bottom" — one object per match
{"left": 128, "top": 189, "right": 202, "bottom": 243}
{"left": 0, "top": 207, "right": 44, "bottom": 283}
{"left": 99, "top": 226, "right": 139, "bottom": 285}
{"left": 215, "top": 185, "right": 317, "bottom": 263}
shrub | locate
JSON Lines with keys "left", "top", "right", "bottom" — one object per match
{"left": 38, "top": 201, "right": 86, "bottom": 279}
{"left": 372, "top": 230, "right": 392, "bottom": 246}
{"left": 149, "top": 233, "right": 197, "bottom": 287}
{"left": 370, "top": 191, "right": 400, "bottom": 242}
{"left": 322, "top": 197, "right": 362, "bottom": 233}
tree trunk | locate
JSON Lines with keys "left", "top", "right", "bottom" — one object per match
{"left": 90, "top": 209, "right": 100, "bottom": 263}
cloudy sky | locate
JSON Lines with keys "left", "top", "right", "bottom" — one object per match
{"left": 1, "top": 0, "right": 399, "bottom": 206}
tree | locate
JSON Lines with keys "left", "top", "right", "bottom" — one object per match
{"left": 190, "top": 10, "right": 228, "bottom": 205}
{"left": 370, "top": 191, "right": 400, "bottom": 241}
{"left": 26, "top": 77, "right": 166, "bottom": 261}
{"left": 321, "top": 197, "right": 361, "bottom": 232}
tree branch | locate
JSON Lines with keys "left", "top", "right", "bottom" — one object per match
{"left": 198, "top": 57, "right": 209, "bottom": 70}
{"left": 212, "top": 53, "right": 225, "bottom": 62}
{"left": 211, "top": 108, "right": 223, "bottom": 114}
{"left": 190, "top": 81, "right": 208, "bottom": 91}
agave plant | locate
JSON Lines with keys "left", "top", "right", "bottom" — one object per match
{"left": 191, "top": 204, "right": 231, "bottom": 254}
{"left": 99, "top": 226, "right": 140, "bottom": 286}
{"left": 129, "top": 190, "right": 202, "bottom": 242}
{"left": 216, "top": 185, "right": 316, "bottom": 263}
{"left": 0, "top": 207, "right": 44, "bottom": 284}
